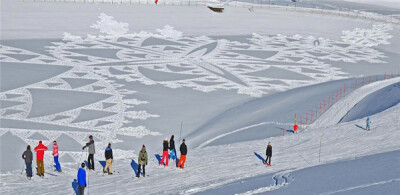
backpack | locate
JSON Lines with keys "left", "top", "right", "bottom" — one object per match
{"left": 140, "top": 151, "right": 146, "bottom": 161}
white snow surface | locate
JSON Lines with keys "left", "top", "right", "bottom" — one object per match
{"left": 1, "top": 1, "right": 400, "bottom": 194}
{"left": 343, "top": 0, "right": 400, "bottom": 9}
{"left": 1, "top": 80, "right": 400, "bottom": 194}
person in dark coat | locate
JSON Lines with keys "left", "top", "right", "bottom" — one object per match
{"left": 104, "top": 143, "right": 113, "bottom": 174}
{"left": 22, "top": 145, "right": 33, "bottom": 179}
{"left": 265, "top": 142, "right": 272, "bottom": 166}
{"left": 177, "top": 139, "right": 187, "bottom": 168}
{"left": 160, "top": 138, "right": 169, "bottom": 166}
{"left": 169, "top": 135, "right": 177, "bottom": 160}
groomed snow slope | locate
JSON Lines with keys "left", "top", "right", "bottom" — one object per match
{"left": 343, "top": 0, "right": 400, "bottom": 9}
{"left": 1, "top": 80, "right": 400, "bottom": 194}
{"left": 340, "top": 82, "right": 400, "bottom": 122}
{"left": 312, "top": 77, "right": 400, "bottom": 128}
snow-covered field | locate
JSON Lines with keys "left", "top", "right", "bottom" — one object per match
{"left": 1, "top": 0, "right": 399, "bottom": 194}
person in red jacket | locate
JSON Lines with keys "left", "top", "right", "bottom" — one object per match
{"left": 34, "top": 141, "right": 48, "bottom": 177}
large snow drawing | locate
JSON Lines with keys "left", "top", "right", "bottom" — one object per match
{"left": 0, "top": 13, "right": 394, "bottom": 171}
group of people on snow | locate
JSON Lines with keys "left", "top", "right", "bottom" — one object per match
{"left": 19, "top": 115, "right": 371, "bottom": 195}
{"left": 20, "top": 133, "right": 189, "bottom": 195}
{"left": 159, "top": 135, "right": 187, "bottom": 169}
{"left": 21, "top": 140, "right": 61, "bottom": 179}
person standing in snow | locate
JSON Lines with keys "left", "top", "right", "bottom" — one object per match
{"left": 160, "top": 138, "right": 169, "bottom": 166}
{"left": 366, "top": 116, "right": 371, "bottom": 131}
{"left": 22, "top": 145, "right": 33, "bottom": 179}
{"left": 104, "top": 143, "right": 113, "bottom": 175}
{"left": 265, "top": 142, "right": 272, "bottom": 166}
{"left": 34, "top": 141, "right": 48, "bottom": 177}
{"left": 137, "top": 144, "right": 148, "bottom": 178}
{"left": 169, "top": 135, "right": 177, "bottom": 161}
{"left": 77, "top": 163, "right": 87, "bottom": 195}
{"left": 82, "top": 135, "right": 95, "bottom": 170}
{"left": 177, "top": 139, "right": 187, "bottom": 169}
{"left": 52, "top": 140, "right": 62, "bottom": 172}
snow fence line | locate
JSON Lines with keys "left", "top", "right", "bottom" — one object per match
{"left": 294, "top": 74, "right": 400, "bottom": 131}
{"left": 22, "top": 0, "right": 400, "bottom": 25}
{"left": 312, "top": 76, "right": 400, "bottom": 129}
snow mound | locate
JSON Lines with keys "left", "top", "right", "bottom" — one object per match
{"left": 340, "top": 82, "right": 400, "bottom": 122}
{"left": 90, "top": 13, "right": 129, "bottom": 36}
{"left": 155, "top": 25, "right": 183, "bottom": 39}
{"left": 312, "top": 77, "right": 400, "bottom": 128}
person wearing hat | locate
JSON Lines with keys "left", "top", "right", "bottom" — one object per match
{"left": 82, "top": 135, "right": 95, "bottom": 170}
{"left": 137, "top": 144, "right": 148, "bottom": 177}
{"left": 104, "top": 143, "right": 113, "bottom": 175}
{"left": 265, "top": 142, "right": 272, "bottom": 166}
{"left": 77, "top": 163, "right": 87, "bottom": 195}
{"left": 22, "top": 145, "right": 33, "bottom": 179}
{"left": 52, "top": 140, "right": 62, "bottom": 172}
{"left": 177, "top": 139, "right": 187, "bottom": 169}
{"left": 34, "top": 140, "right": 48, "bottom": 177}
{"left": 160, "top": 138, "right": 169, "bottom": 166}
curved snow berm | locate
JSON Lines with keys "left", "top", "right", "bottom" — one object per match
{"left": 187, "top": 78, "right": 354, "bottom": 148}
{"left": 312, "top": 77, "right": 400, "bottom": 128}
{"left": 340, "top": 82, "right": 400, "bottom": 123}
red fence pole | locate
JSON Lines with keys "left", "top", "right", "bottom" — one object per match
{"left": 300, "top": 117, "right": 302, "bottom": 129}
{"left": 336, "top": 89, "right": 338, "bottom": 100}
{"left": 328, "top": 96, "right": 331, "bottom": 107}
{"left": 311, "top": 110, "right": 314, "bottom": 122}
{"left": 319, "top": 103, "right": 322, "bottom": 114}
{"left": 344, "top": 84, "right": 346, "bottom": 94}
{"left": 306, "top": 113, "right": 308, "bottom": 125}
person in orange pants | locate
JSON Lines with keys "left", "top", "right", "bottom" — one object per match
{"left": 177, "top": 139, "right": 187, "bottom": 168}
{"left": 160, "top": 138, "right": 169, "bottom": 166}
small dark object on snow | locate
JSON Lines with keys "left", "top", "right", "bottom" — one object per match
{"left": 208, "top": 6, "right": 224, "bottom": 13}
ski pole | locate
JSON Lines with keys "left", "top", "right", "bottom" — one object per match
{"left": 179, "top": 121, "right": 183, "bottom": 146}
{"left": 78, "top": 150, "right": 85, "bottom": 169}
{"left": 88, "top": 171, "right": 89, "bottom": 195}
{"left": 21, "top": 161, "right": 24, "bottom": 175}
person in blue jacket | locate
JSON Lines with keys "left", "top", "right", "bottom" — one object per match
{"left": 77, "top": 163, "right": 87, "bottom": 195}
{"left": 366, "top": 116, "right": 371, "bottom": 131}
